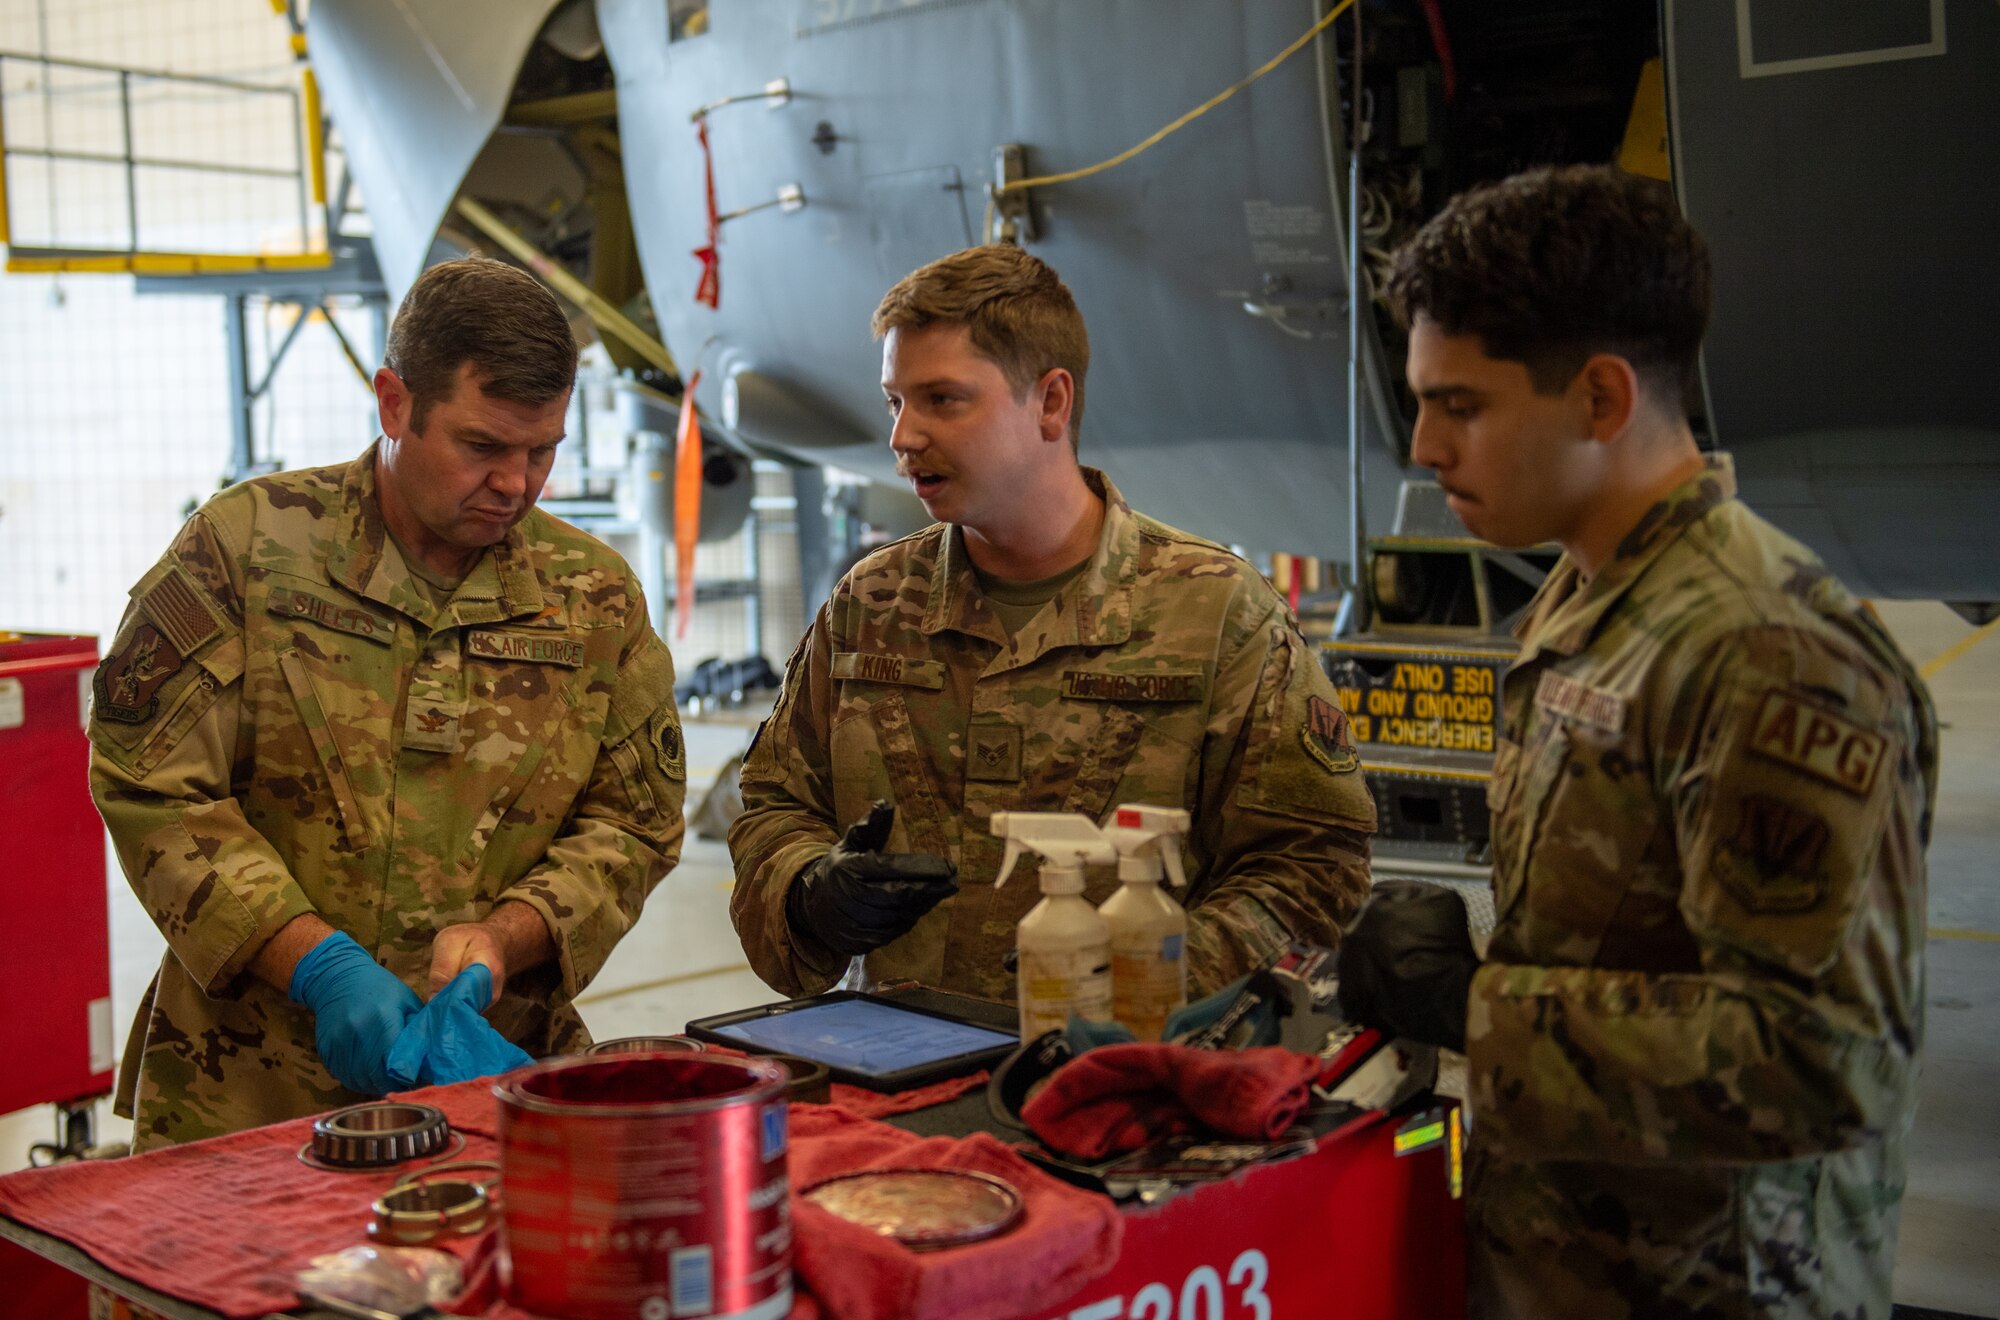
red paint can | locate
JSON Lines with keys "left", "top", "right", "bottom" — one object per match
{"left": 496, "top": 1052, "right": 793, "bottom": 1319}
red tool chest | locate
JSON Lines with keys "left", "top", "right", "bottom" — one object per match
{"left": 0, "top": 632, "right": 113, "bottom": 1116}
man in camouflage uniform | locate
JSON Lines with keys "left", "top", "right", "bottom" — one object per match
{"left": 1339, "top": 166, "right": 1936, "bottom": 1316}
{"left": 729, "top": 245, "right": 1375, "bottom": 1002}
{"left": 89, "top": 259, "right": 685, "bottom": 1148}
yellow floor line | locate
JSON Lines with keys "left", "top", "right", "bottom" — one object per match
{"left": 575, "top": 962, "right": 753, "bottom": 1006}
{"left": 1920, "top": 614, "right": 2000, "bottom": 681}
{"left": 1929, "top": 928, "right": 2000, "bottom": 944}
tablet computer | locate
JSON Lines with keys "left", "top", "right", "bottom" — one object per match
{"left": 686, "top": 991, "right": 1019, "bottom": 1092}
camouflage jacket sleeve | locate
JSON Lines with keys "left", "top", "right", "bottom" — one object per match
{"left": 1467, "top": 624, "right": 1929, "bottom": 1164}
{"left": 87, "top": 513, "right": 319, "bottom": 993}
{"left": 501, "top": 610, "right": 686, "bottom": 998}
{"left": 727, "top": 608, "right": 846, "bottom": 997}
{"left": 1183, "top": 595, "right": 1376, "bottom": 994}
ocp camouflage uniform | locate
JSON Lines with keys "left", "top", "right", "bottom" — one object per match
{"left": 88, "top": 445, "right": 685, "bottom": 1149}
{"left": 1466, "top": 455, "right": 1936, "bottom": 1318}
{"left": 729, "top": 469, "right": 1375, "bottom": 1001}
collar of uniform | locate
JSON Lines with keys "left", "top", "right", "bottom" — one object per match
{"left": 325, "top": 439, "right": 546, "bottom": 624}
{"left": 1513, "top": 453, "right": 1737, "bottom": 661}
{"left": 919, "top": 467, "right": 1137, "bottom": 653}
{"left": 325, "top": 440, "right": 395, "bottom": 605}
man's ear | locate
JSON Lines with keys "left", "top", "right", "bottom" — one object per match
{"left": 1578, "top": 353, "right": 1639, "bottom": 443}
{"left": 1036, "top": 368, "right": 1075, "bottom": 445}
{"left": 375, "top": 367, "right": 413, "bottom": 440}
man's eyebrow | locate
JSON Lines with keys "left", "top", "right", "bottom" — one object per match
{"left": 882, "top": 376, "right": 975, "bottom": 394}
{"left": 1415, "top": 384, "right": 1480, "bottom": 401}
{"left": 454, "top": 427, "right": 566, "bottom": 445}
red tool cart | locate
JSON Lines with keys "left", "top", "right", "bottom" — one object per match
{"left": 0, "top": 633, "right": 113, "bottom": 1122}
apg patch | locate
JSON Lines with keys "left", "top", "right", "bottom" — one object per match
{"left": 1302, "top": 695, "right": 1359, "bottom": 774}
{"left": 1746, "top": 690, "right": 1886, "bottom": 797}
{"left": 96, "top": 624, "right": 186, "bottom": 723}
{"left": 965, "top": 721, "right": 1023, "bottom": 782}
{"left": 1715, "top": 792, "right": 1832, "bottom": 913}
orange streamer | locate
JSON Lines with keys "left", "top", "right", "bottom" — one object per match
{"left": 673, "top": 372, "right": 703, "bottom": 639}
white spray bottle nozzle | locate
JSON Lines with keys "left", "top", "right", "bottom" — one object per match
{"left": 1105, "top": 804, "right": 1191, "bottom": 887}
{"left": 990, "top": 811, "right": 1115, "bottom": 889}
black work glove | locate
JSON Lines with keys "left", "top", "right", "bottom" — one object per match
{"left": 785, "top": 801, "right": 958, "bottom": 959}
{"left": 1335, "top": 880, "right": 1479, "bottom": 1052}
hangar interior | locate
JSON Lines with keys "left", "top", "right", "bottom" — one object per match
{"left": 0, "top": 1, "right": 1994, "bottom": 1316}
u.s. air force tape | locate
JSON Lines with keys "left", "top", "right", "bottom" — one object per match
{"left": 466, "top": 630, "right": 585, "bottom": 668}
{"left": 1059, "top": 670, "right": 1205, "bottom": 702}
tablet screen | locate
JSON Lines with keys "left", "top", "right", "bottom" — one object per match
{"left": 712, "top": 999, "right": 1017, "bottom": 1079}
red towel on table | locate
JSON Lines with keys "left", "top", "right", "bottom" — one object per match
{"left": 783, "top": 1105, "right": 1122, "bottom": 1320}
{"left": 1021, "top": 1044, "right": 1323, "bottom": 1160}
{"left": 0, "top": 1075, "right": 1112, "bottom": 1320}
{"left": 0, "top": 1081, "right": 497, "bottom": 1319}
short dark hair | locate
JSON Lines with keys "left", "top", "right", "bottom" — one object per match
{"left": 383, "top": 257, "right": 580, "bottom": 432}
{"left": 872, "top": 244, "right": 1091, "bottom": 445}
{"left": 1385, "top": 165, "right": 1710, "bottom": 406}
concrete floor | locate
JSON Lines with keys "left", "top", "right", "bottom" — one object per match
{"left": 2, "top": 604, "right": 1994, "bottom": 1313}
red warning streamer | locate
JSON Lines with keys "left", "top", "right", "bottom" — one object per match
{"left": 673, "top": 372, "right": 704, "bottom": 639}
{"left": 693, "top": 119, "right": 721, "bottom": 309}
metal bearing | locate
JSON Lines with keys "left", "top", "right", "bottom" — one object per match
{"left": 307, "top": 1101, "right": 452, "bottom": 1169}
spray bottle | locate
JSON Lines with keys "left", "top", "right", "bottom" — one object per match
{"left": 1099, "top": 804, "right": 1192, "bottom": 1041}
{"left": 992, "top": 812, "right": 1117, "bottom": 1041}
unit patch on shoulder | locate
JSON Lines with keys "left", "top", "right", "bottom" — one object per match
{"left": 653, "top": 711, "right": 687, "bottom": 781}
{"left": 1746, "top": 690, "right": 1885, "bottom": 797}
{"left": 96, "top": 624, "right": 185, "bottom": 724}
{"left": 1302, "top": 695, "right": 1359, "bottom": 774}
{"left": 1714, "top": 792, "right": 1832, "bottom": 913}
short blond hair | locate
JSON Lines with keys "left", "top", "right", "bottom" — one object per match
{"left": 872, "top": 245, "right": 1091, "bottom": 445}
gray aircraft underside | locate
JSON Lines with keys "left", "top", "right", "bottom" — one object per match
{"left": 310, "top": 0, "right": 2000, "bottom": 601}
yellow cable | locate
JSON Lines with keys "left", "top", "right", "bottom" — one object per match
{"left": 988, "top": 0, "right": 1356, "bottom": 229}
{"left": 1920, "top": 612, "right": 2000, "bottom": 682}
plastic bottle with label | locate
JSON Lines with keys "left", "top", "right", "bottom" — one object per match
{"left": 1099, "top": 804, "right": 1192, "bottom": 1041}
{"left": 992, "top": 812, "right": 1117, "bottom": 1042}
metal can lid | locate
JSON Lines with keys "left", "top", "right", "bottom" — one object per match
{"left": 801, "top": 1168, "right": 1024, "bottom": 1249}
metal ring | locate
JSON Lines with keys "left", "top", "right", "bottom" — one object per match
{"left": 393, "top": 1158, "right": 502, "bottom": 1193}
{"left": 308, "top": 1101, "right": 452, "bottom": 1169}
{"left": 366, "top": 1179, "right": 490, "bottom": 1246}
{"left": 298, "top": 1130, "right": 464, "bottom": 1174}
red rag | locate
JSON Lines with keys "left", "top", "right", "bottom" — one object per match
{"left": 0, "top": 1078, "right": 501, "bottom": 1319}
{"left": 828, "top": 1069, "right": 988, "bottom": 1119}
{"left": 785, "top": 1105, "right": 1122, "bottom": 1320}
{"left": 1020, "top": 1043, "right": 1324, "bottom": 1161}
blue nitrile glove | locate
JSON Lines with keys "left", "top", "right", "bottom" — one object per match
{"left": 384, "top": 964, "right": 534, "bottom": 1088}
{"left": 1160, "top": 973, "right": 1287, "bottom": 1050}
{"left": 1064, "top": 1015, "right": 1136, "bottom": 1054}
{"left": 288, "top": 931, "right": 424, "bottom": 1096}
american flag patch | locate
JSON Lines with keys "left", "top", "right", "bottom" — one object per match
{"left": 141, "top": 567, "right": 222, "bottom": 656}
